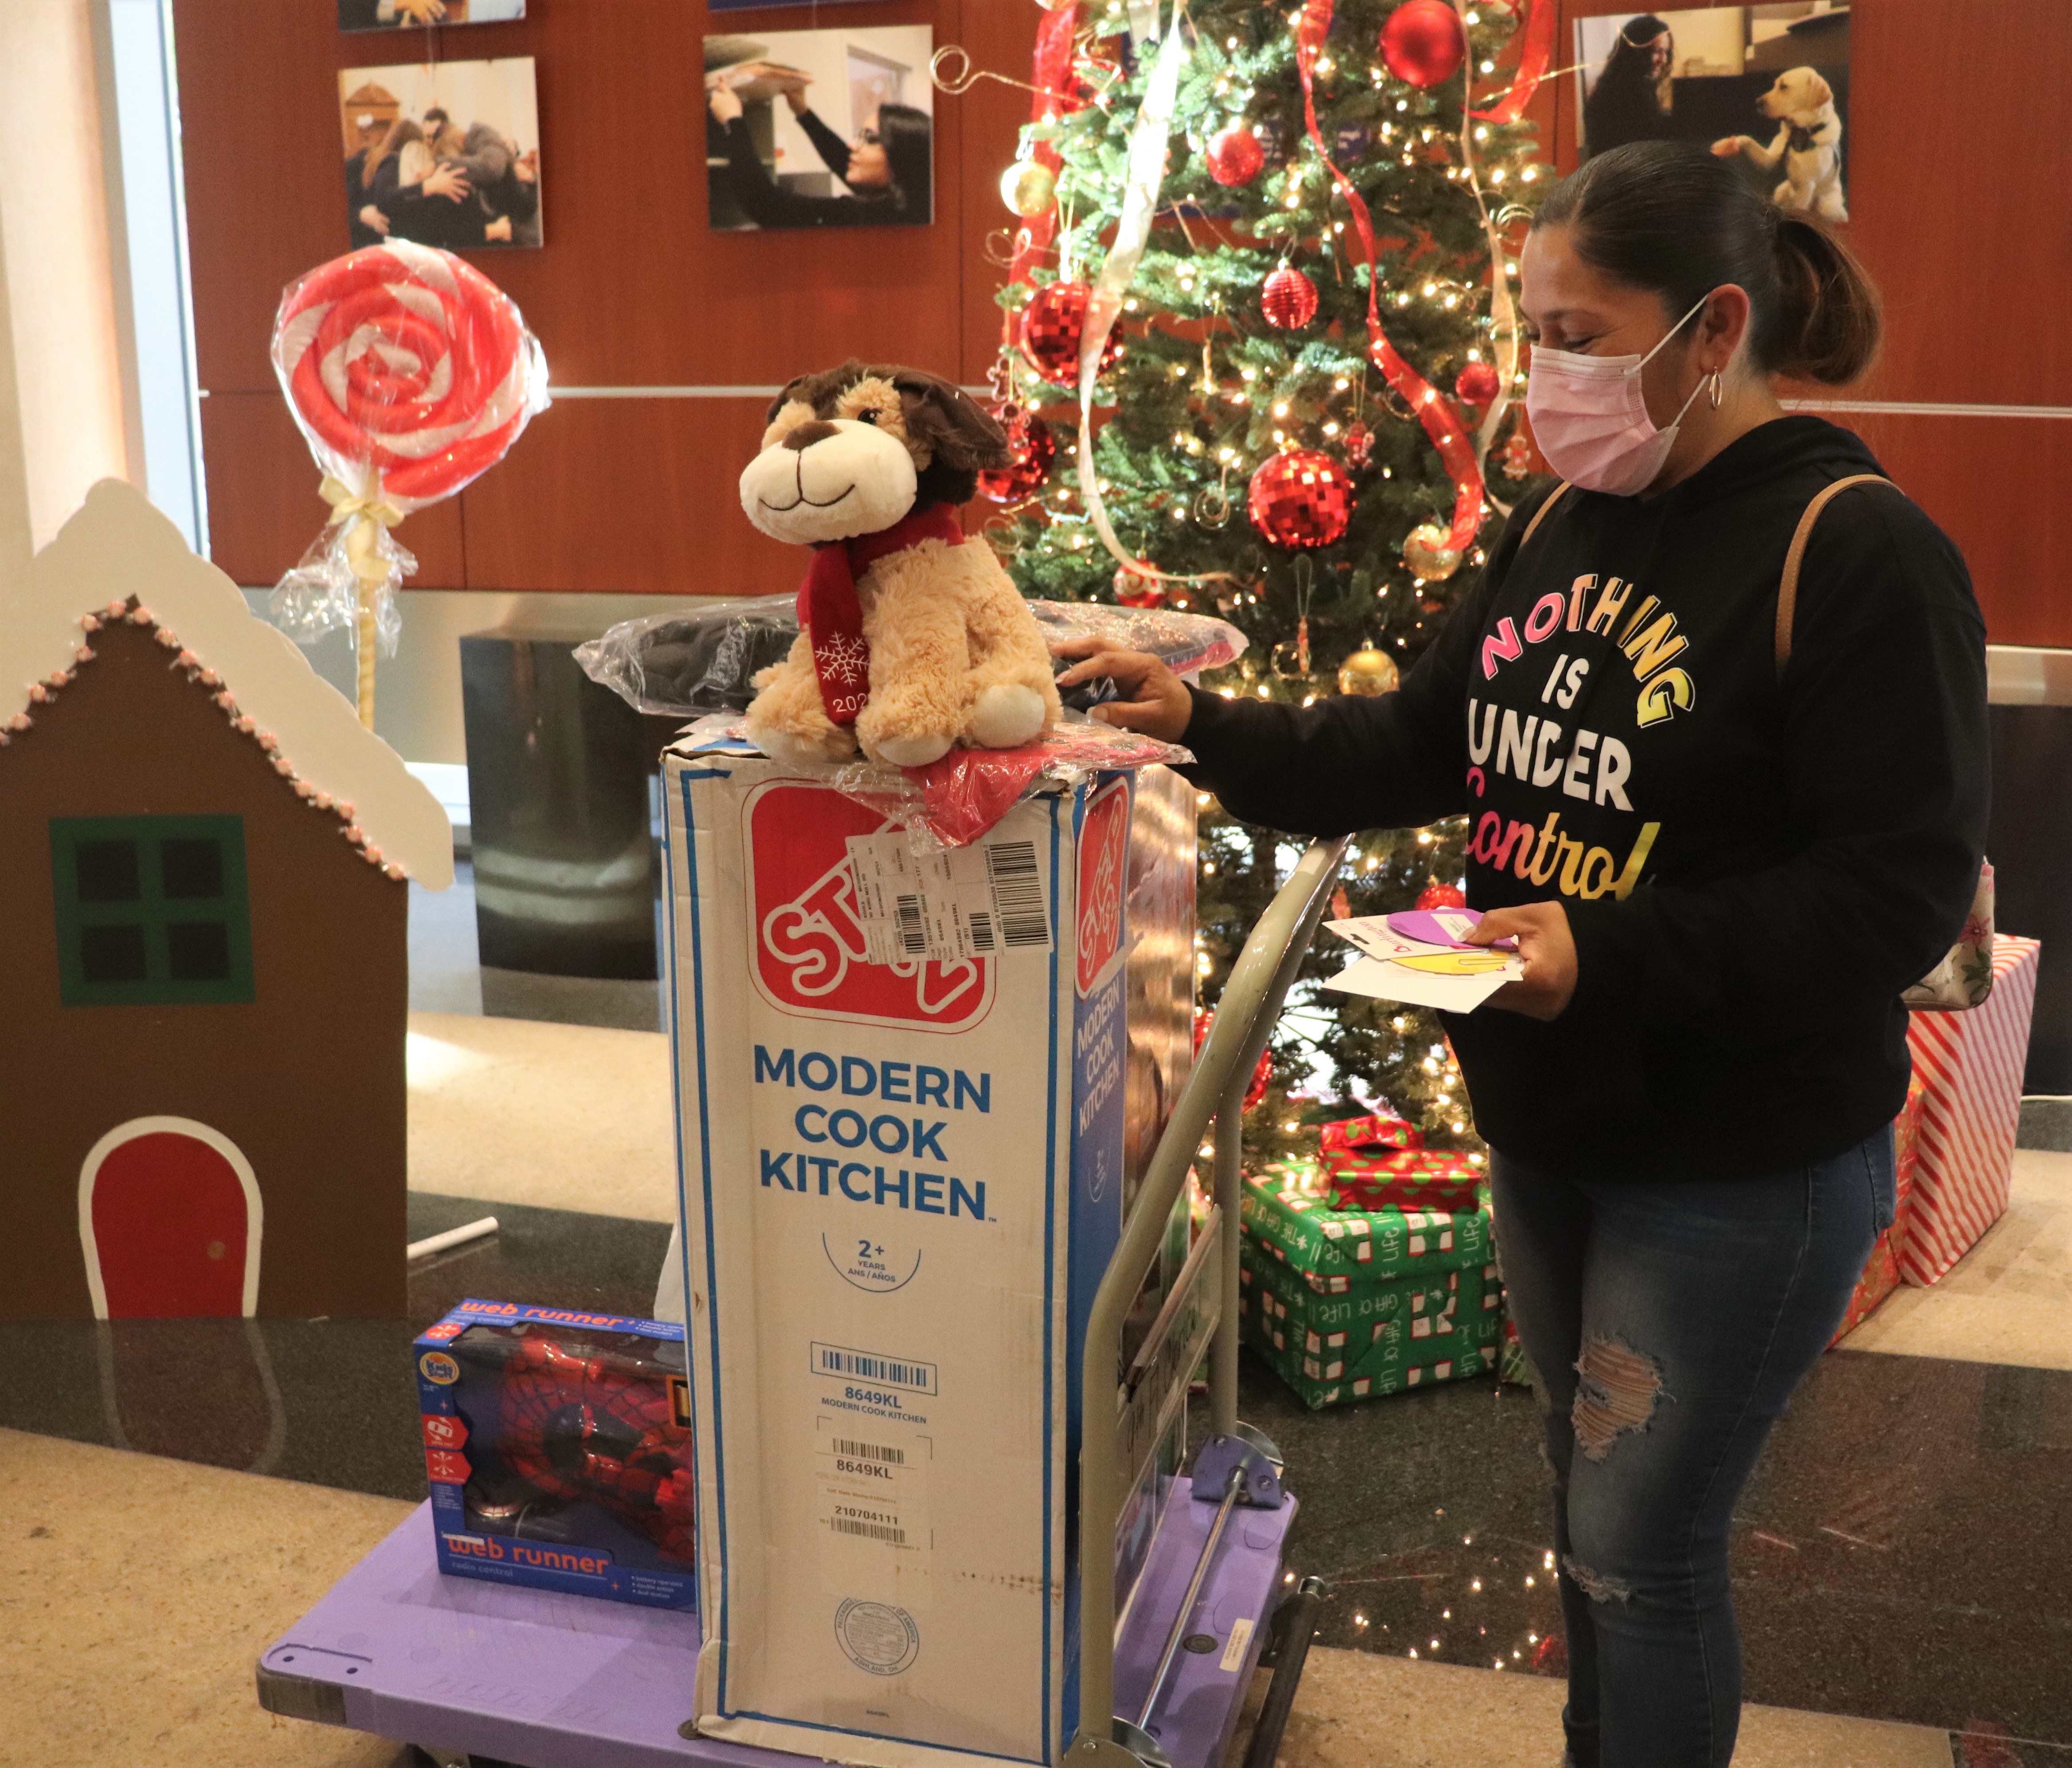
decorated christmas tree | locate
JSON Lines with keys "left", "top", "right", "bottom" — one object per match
{"left": 981, "top": 0, "right": 1554, "bottom": 1160}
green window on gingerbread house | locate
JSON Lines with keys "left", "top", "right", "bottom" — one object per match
{"left": 48, "top": 815, "right": 255, "bottom": 1007}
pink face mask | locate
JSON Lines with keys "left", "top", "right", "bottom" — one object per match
{"left": 1524, "top": 295, "right": 1712, "bottom": 497}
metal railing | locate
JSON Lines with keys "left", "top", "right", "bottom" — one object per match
{"left": 1071, "top": 838, "right": 1347, "bottom": 1752}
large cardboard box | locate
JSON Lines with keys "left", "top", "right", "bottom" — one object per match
{"left": 663, "top": 746, "right": 1194, "bottom": 1768}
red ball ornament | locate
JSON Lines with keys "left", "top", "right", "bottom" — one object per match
{"left": 1380, "top": 0, "right": 1468, "bottom": 89}
{"left": 1247, "top": 450, "right": 1353, "bottom": 550}
{"left": 1454, "top": 360, "right": 1501, "bottom": 405}
{"left": 1206, "top": 125, "right": 1265, "bottom": 188}
{"left": 977, "top": 409, "right": 1056, "bottom": 502}
{"left": 1019, "top": 281, "right": 1122, "bottom": 388}
{"left": 1415, "top": 879, "right": 1467, "bottom": 910}
{"left": 1113, "top": 565, "right": 1166, "bottom": 608}
{"left": 1261, "top": 265, "right": 1319, "bottom": 329}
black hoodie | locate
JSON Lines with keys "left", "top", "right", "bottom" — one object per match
{"left": 1180, "top": 416, "right": 1990, "bottom": 1181}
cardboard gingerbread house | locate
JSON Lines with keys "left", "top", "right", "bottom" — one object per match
{"left": 0, "top": 480, "right": 451, "bottom": 1320}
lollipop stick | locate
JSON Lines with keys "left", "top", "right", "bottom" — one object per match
{"left": 356, "top": 577, "right": 377, "bottom": 729}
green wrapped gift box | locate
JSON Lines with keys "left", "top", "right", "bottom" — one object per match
{"left": 1241, "top": 1161, "right": 1493, "bottom": 1289}
{"left": 1239, "top": 1238, "right": 1502, "bottom": 1410}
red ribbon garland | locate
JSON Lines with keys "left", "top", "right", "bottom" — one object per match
{"left": 1295, "top": 0, "right": 1484, "bottom": 553}
{"left": 797, "top": 505, "right": 967, "bottom": 727}
{"left": 1468, "top": 0, "right": 1553, "bottom": 125}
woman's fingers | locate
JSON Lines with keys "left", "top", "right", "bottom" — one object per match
{"left": 1055, "top": 647, "right": 1155, "bottom": 689}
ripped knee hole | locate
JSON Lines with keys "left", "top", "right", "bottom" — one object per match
{"left": 1571, "top": 1335, "right": 1664, "bottom": 1463}
{"left": 1562, "top": 1554, "right": 1634, "bottom": 1605}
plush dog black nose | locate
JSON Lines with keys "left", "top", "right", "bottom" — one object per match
{"left": 782, "top": 421, "right": 841, "bottom": 452}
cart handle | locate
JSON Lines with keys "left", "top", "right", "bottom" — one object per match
{"left": 1073, "top": 835, "right": 1347, "bottom": 1747}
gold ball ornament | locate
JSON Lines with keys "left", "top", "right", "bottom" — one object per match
{"left": 1338, "top": 645, "right": 1401, "bottom": 696}
{"left": 1403, "top": 521, "right": 1464, "bottom": 581}
{"left": 1000, "top": 159, "right": 1057, "bottom": 219}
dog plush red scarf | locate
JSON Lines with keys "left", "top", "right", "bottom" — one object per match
{"left": 795, "top": 503, "right": 964, "bottom": 726}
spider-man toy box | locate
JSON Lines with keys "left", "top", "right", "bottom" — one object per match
{"left": 414, "top": 1299, "right": 695, "bottom": 1610}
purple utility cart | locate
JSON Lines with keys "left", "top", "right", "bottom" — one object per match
{"left": 257, "top": 839, "right": 1350, "bottom": 1768}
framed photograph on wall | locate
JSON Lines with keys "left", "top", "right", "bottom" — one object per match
{"left": 1576, "top": 4, "right": 1850, "bottom": 221}
{"left": 339, "top": 57, "right": 543, "bottom": 248}
{"left": 339, "top": 0, "right": 525, "bottom": 29}
{"left": 703, "top": 25, "right": 934, "bottom": 231}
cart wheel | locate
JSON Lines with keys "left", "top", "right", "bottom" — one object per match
{"left": 1240, "top": 1576, "right": 1326, "bottom": 1768}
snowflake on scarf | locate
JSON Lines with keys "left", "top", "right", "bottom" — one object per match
{"left": 814, "top": 631, "right": 869, "bottom": 686}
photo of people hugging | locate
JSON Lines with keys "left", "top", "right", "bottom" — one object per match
{"left": 338, "top": 57, "right": 543, "bottom": 250}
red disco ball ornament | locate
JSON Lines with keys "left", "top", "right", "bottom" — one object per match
{"left": 1380, "top": 0, "right": 1468, "bottom": 89}
{"left": 1206, "top": 125, "right": 1266, "bottom": 188}
{"left": 1454, "top": 360, "right": 1501, "bottom": 405}
{"left": 1261, "top": 265, "right": 1319, "bottom": 329}
{"left": 1415, "top": 879, "right": 1467, "bottom": 910}
{"left": 977, "top": 409, "right": 1056, "bottom": 502}
{"left": 1247, "top": 450, "right": 1353, "bottom": 550}
{"left": 1019, "top": 281, "right": 1121, "bottom": 388}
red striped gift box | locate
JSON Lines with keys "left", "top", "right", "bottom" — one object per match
{"left": 1901, "top": 935, "right": 2040, "bottom": 1287}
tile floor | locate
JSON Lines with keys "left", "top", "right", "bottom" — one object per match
{"left": 8, "top": 869, "right": 2070, "bottom": 1766}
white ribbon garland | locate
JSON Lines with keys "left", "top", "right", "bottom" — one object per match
{"left": 1072, "top": 4, "right": 1224, "bottom": 588}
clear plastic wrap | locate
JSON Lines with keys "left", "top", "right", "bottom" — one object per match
{"left": 268, "top": 242, "right": 548, "bottom": 674}
{"left": 574, "top": 596, "right": 800, "bottom": 717}
{"left": 674, "top": 713, "right": 1193, "bottom": 851}
{"left": 578, "top": 598, "right": 1246, "bottom": 719}
{"left": 1025, "top": 600, "right": 1248, "bottom": 676}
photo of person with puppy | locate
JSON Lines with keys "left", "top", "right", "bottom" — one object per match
{"left": 337, "top": 58, "right": 543, "bottom": 248}
{"left": 1578, "top": 4, "right": 1849, "bottom": 220}
{"left": 703, "top": 26, "right": 934, "bottom": 231}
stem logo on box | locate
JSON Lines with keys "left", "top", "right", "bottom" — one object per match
{"left": 747, "top": 784, "right": 995, "bottom": 1031}
{"left": 1076, "top": 777, "right": 1130, "bottom": 998}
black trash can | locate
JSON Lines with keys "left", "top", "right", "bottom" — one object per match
{"left": 460, "top": 627, "right": 678, "bottom": 980}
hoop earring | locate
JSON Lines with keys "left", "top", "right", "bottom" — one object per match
{"left": 1708, "top": 372, "right": 1724, "bottom": 410}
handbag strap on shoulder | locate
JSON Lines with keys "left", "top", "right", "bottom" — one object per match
{"left": 1516, "top": 479, "right": 1572, "bottom": 552}
{"left": 1775, "top": 473, "right": 1900, "bottom": 680}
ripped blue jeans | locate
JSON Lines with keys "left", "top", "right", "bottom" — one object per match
{"left": 1490, "top": 1130, "right": 1894, "bottom": 1768}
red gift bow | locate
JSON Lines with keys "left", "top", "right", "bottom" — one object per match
{"left": 1294, "top": 0, "right": 1485, "bottom": 554}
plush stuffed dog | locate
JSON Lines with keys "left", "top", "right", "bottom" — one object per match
{"left": 1711, "top": 65, "right": 1847, "bottom": 223}
{"left": 739, "top": 361, "right": 1062, "bottom": 769}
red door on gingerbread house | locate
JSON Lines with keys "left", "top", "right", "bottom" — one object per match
{"left": 78, "top": 1117, "right": 262, "bottom": 1318}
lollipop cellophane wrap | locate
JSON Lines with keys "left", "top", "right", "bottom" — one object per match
{"left": 269, "top": 241, "right": 548, "bottom": 653}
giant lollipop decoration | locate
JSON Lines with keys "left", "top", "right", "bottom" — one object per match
{"left": 270, "top": 241, "right": 548, "bottom": 726}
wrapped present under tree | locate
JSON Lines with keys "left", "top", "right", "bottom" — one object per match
{"left": 1319, "top": 1112, "right": 1485, "bottom": 1214}
{"left": 1903, "top": 935, "right": 2039, "bottom": 1287}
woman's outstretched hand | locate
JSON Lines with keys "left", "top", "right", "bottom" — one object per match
{"left": 1051, "top": 641, "right": 1194, "bottom": 743}
{"left": 1466, "top": 902, "right": 1578, "bottom": 1020}
{"left": 707, "top": 82, "right": 744, "bottom": 125}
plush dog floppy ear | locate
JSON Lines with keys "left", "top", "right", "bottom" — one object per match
{"left": 893, "top": 371, "right": 1011, "bottom": 509}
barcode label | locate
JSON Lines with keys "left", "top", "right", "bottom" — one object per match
{"left": 895, "top": 894, "right": 927, "bottom": 955}
{"left": 846, "top": 830, "right": 1054, "bottom": 964}
{"left": 985, "top": 840, "right": 1050, "bottom": 948}
{"left": 817, "top": 1415, "right": 931, "bottom": 1592}
{"left": 811, "top": 1343, "right": 939, "bottom": 1394}
{"left": 833, "top": 1438, "right": 906, "bottom": 1465}
{"left": 831, "top": 1516, "right": 906, "bottom": 1545}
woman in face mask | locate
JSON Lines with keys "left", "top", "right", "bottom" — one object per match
{"left": 1055, "top": 141, "right": 1987, "bottom": 1768}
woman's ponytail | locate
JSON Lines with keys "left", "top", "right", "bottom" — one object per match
{"left": 1534, "top": 144, "right": 1881, "bottom": 388}
{"left": 1769, "top": 212, "right": 1881, "bottom": 386}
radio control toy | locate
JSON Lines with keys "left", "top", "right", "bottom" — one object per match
{"left": 415, "top": 1300, "right": 695, "bottom": 1609}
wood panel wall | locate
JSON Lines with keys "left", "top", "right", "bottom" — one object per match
{"left": 1551, "top": 0, "right": 2072, "bottom": 646}
{"left": 177, "top": 0, "right": 2071, "bottom": 643}
{"left": 175, "top": 0, "right": 1027, "bottom": 600}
